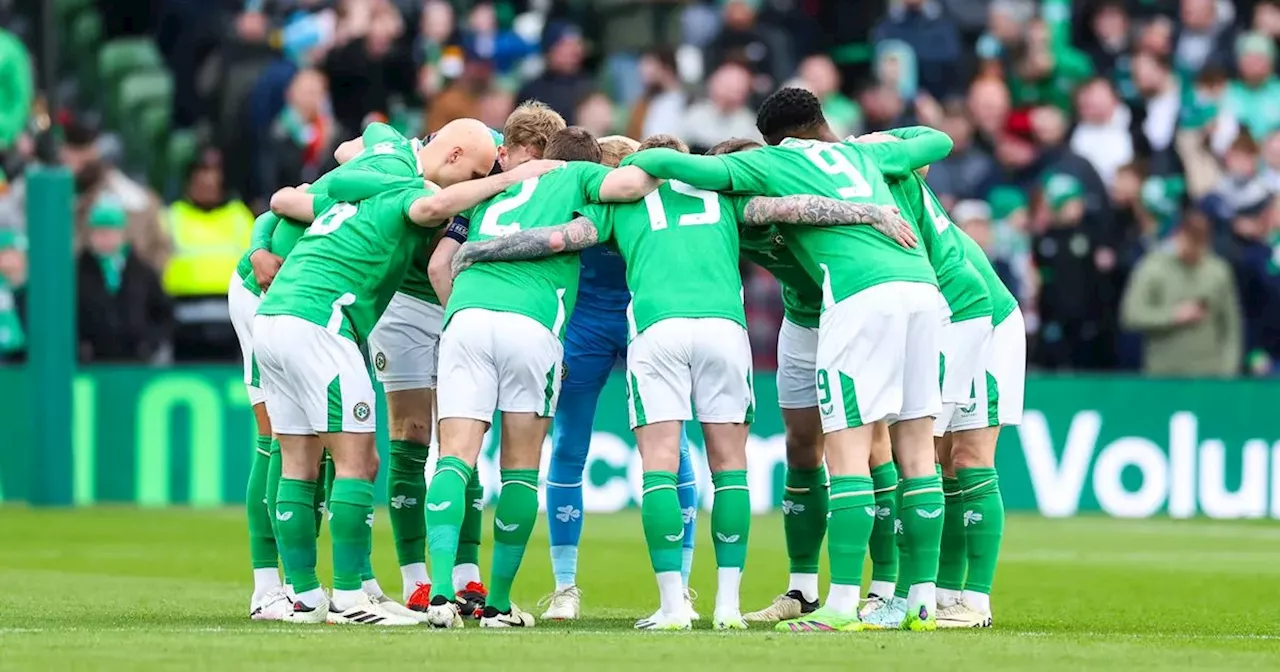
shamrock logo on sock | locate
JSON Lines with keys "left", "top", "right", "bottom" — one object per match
{"left": 681, "top": 506, "right": 697, "bottom": 524}
{"left": 863, "top": 506, "right": 877, "bottom": 517}
{"left": 555, "top": 505, "right": 581, "bottom": 523}
{"left": 495, "top": 519, "right": 519, "bottom": 532}
{"left": 894, "top": 518, "right": 904, "bottom": 535}
{"left": 664, "top": 529, "right": 685, "bottom": 543}
{"left": 390, "top": 495, "right": 418, "bottom": 509}
{"left": 365, "top": 513, "right": 375, "bottom": 528}
{"left": 964, "top": 510, "right": 983, "bottom": 527}
{"left": 472, "top": 498, "right": 484, "bottom": 511}
{"left": 916, "top": 508, "right": 943, "bottom": 519}
{"left": 781, "top": 500, "right": 805, "bottom": 515}
{"left": 276, "top": 510, "right": 293, "bottom": 522}
{"left": 715, "top": 532, "right": 740, "bottom": 544}
{"left": 875, "top": 506, "right": 891, "bottom": 519}
{"left": 426, "top": 501, "right": 452, "bottom": 512}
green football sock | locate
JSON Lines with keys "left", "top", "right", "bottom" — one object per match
{"left": 898, "top": 474, "right": 945, "bottom": 591}
{"left": 316, "top": 452, "right": 334, "bottom": 537}
{"left": 266, "top": 440, "right": 283, "bottom": 553}
{"left": 488, "top": 469, "right": 539, "bottom": 612}
{"left": 388, "top": 439, "right": 429, "bottom": 568}
{"left": 938, "top": 475, "right": 968, "bottom": 592}
{"left": 641, "top": 471, "right": 683, "bottom": 574}
{"left": 329, "top": 478, "right": 375, "bottom": 592}
{"left": 276, "top": 478, "right": 320, "bottom": 593}
{"left": 869, "top": 462, "right": 899, "bottom": 585}
{"left": 457, "top": 470, "right": 485, "bottom": 567}
{"left": 711, "top": 470, "right": 750, "bottom": 569}
{"left": 246, "top": 436, "right": 277, "bottom": 571}
{"left": 959, "top": 467, "right": 1004, "bottom": 595}
{"left": 827, "top": 475, "right": 876, "bottom": 588}
{"left": 894, "top": 478, "right": 910, "bottom": 600}
{"left": 426, "top": 456, "right": 472, "bottom": 599}
{"left": 782, "top": 465, "right": 828, "bottom": 574}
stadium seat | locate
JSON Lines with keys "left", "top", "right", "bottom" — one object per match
{"left": 98, "top": 39, "right": 165, "bottom": 91}
{"left": 55, "top": 0, "right": 94, "bottom": 23}
{"left": 70, "top": 12, "right": 104, "bottom": 103}
{"left": 115, "top": 72, "right": 173, "bottom": 172}
{"left": 165, "top": 130, "right": 199, "bottom": 194}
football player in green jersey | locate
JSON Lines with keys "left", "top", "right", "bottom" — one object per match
{"left": 252, "top": 118, "right": 563, "bottom": 626}
{"left": 932, "top": 204, "right": 1026, "bottom": 629}
{"left": 230, "top": 118, "right": 434, "bottom": 621}
{"left": 366, "top": 103, "right": 566, "bottom": 617}
{"left": 417, "top": 127, "right": 663, "bottom": 629}
{"left": 448, "top": 133, "right": 913, "bottom": 631}
{"left": 623, "top": 87, "right": 953, "bottom": 632}
{"left": 845, "top": 131, "right": 994, "bottom": 630}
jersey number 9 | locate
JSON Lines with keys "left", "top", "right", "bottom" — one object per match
{"left": 803, "top": 145, "right": 872, "bottom": 200}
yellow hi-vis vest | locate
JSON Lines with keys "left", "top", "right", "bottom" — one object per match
{"left": 163, "top": 200, "right": 255, "bottom": 296}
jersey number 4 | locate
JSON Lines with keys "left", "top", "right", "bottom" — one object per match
{"left": 803, "top": 145, "right": 872, "bottom": 199}
{"left": 644, "top": 181, "right": 719, "bottom": 231}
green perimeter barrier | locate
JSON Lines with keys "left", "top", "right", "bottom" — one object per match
{"left": 1, "top": 367, "right": 1277, "bottom": 519}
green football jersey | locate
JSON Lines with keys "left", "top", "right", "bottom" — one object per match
{"left": 234, "top": 122, "right": 421, "bottom": 297}
{"left": 445, "top": 162, "right": 612, "bottom": 336}
{"left": 888, "top": 174, "right": 992, "bottom": 322}
{"left": 957, "top": 230, "right": 1018, "bottom": 326}
{"left": 739, "top": 225, "right": 822, "bottom": 328}
{"left": 716, "top": 138, "right": 937, "bottom": 307}
{"left": 581, "top": 180, "right": 748, "bottom": 338}
{"left": 257, "top": 186, "right": 436, "bottom": 343}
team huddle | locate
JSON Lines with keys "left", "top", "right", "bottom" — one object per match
{"left": 228, "top": 86, "right": 1025, "bottom": 632}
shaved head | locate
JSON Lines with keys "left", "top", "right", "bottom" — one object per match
{"left": 422, "top": 118, "right": 500, "bottom": 187}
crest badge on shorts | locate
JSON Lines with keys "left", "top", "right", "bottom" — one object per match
{"left": 353, "top": 402, "right": 371, "bottom": 422}
{"left": 374, "top": 352, "right": 387, "bottom": 371}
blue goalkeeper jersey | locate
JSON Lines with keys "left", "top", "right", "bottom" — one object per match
{"left": 577, "top": 245, "right": 630, "bottom": 310}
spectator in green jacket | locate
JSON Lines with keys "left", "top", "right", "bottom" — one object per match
{"left": 0, "top": 26, "right": 33, "bottom": 150}
{"left": 1120, "top": 210, "right": 1242, "bottom": 376}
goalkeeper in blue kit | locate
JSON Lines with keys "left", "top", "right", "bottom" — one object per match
{"left": 537, "top": 135, "right": 702, "bottom": 621}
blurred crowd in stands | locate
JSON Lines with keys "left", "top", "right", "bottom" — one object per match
{"left": 0, "top": 0, "right": 1278, "bottom": 377}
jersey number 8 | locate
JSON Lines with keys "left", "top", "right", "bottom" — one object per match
{"left": 644, "top": 181, "right": 720, "bottom": 231}
{"left": 310, "top": 202, "right": 358, "bottom": 236}
{"left": 803, "top": 144, "right": 872, "bottom": 199}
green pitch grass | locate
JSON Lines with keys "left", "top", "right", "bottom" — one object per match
{"left": 1, "top": 509, "right": 1278, "bottom": 671}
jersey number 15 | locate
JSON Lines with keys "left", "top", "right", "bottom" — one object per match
{"left": 644, "top": 181, "right": 720, "bottom": 231}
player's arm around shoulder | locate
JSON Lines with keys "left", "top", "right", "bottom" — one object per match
{"left": 408, "top": 159, "right": 565, "bottom": 226}
{"left": 741, "top": 195, "right": 918, "bottom": 247}
{"left": 597, "top": 165, "right": 661, "bottom": 202}
{"left": 451, "top": 215, "right": 603, "bottom": 278}
{"left": 269, "top": 184, "right": 316, "bottom": 222}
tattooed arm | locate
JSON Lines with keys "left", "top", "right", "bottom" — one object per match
{"left": 742, "top": 196, "right": 918, "bottom": 248}
{"left": 451, "top": 216, "right": 602, "bottom": 278}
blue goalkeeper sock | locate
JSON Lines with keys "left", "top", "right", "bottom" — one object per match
{"left": 546, "top": 367, "right": 605, "bottom": 590}
{"left": 677, "top": 428, "right": 698, "bottom": 585}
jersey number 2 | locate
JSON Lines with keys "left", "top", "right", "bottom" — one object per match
{"left": 479, "top": 177, "right": 539, "bottom": 237}
{"left": 803, "top": 145, "right": 872, "bottom": 199}
{"left": 644, "top": 181, "right": 720, "bottom": 231}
